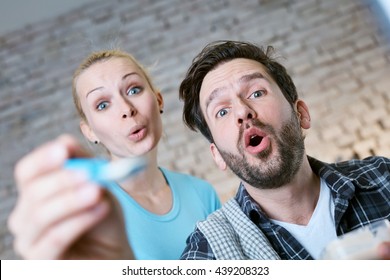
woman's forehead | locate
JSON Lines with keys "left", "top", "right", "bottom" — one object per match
{"left": 77, "top": 57, "right": 144, "bottom": 86}
{"left": 88, "top": 56, "right": 142, "bottom": 74}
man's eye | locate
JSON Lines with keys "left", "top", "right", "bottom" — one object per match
{"left": 216, "top": 108, "right": 229, "bottom": 118}
{"left": 126, "top": 87, "right": 141, "bottom": 96}
{"left": 250, "top": 90, "right": 265, "bottom": 99}
{"left": 97, "top": 101, "right": 109, "bottom": 111}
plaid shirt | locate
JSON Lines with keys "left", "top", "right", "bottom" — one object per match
{"left": 181, "top": 156, "right": 390, "bottom": 260}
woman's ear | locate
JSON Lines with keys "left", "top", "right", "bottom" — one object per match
{"left": 210, "top": 143, "right": 227, "bottom": 171}
{"left": 295, "top": 100, "right": 311, "bottom": 129}
{"left": 156, "top": 92, "right": 164, "bottom": 112}
{"left": 80, "top": 120, "right": 98, "bottom": 143}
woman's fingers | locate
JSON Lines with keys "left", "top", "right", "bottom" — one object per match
{"left": 11, "top": 182, "right": 104, "bottom": 254}
{"left": 18, "top": 168, "right": 89, "bottom": 208}
{"left": 9, "top": 155, "right": 94, "bottom": 239}
{"left": 16, "top": 201, "right": 110, "bottom": 259}
{"left": 14, "top": 134, "right": 90, "bottom": 188}
{"left": 9, "top": 134, "right": 100, "bottom": 259}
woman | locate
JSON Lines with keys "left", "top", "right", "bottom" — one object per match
{"left": 8, "top": 50, "right": 221, "bottom": 260}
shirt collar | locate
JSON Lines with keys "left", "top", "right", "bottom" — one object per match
{"left": 307, "top": 156, "right": 371, "bottom": 199}
{"left": 233, "top": 156, "right": 365, "bottom": 223}
{"left": 234, "top": 183, "right": 268, "bottom": 224}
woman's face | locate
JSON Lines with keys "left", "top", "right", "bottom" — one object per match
{"left": 75, "top": 57, "right": 163, "bottom": 159}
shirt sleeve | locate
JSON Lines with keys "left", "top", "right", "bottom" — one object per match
{"left": 180, "top": 227, "right": 216, "bottom": 260}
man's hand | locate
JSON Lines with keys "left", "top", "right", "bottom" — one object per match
{"left": 377, "top": 241, "right": 390, "bottom": 260}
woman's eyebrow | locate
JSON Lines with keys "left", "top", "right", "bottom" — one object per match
{"left": 122, "top": 72, "right": 139, "bottom": 80}
{"left": 86, "top": 86, "right": 103, "bottom": 98}
{"left": 86, "top": 72, "right": 140, "bottom": 99}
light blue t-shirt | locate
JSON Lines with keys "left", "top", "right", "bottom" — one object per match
{"left": 108, "top": 167, "right": 221, "bottom": 260}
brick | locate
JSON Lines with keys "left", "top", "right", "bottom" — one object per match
{"left": 377, "top": 131, "right": 390, "bottom": 148}
{"left": 321, "top": 125, "right": 345, "bottom": 142}
{"left": 342, "top": 117, "right": 363, "bottom": 133}
{"left": 355, "top": 36, "right": 376, "bottom": 51}
{"left": 379, "top": 118, "right": 390, "bottom": 130}
{"left": 358, "top": 123, "right": 384, "bottom": 140}
{"left": 353, "top": 138, "right": 378, "bottom": 158}
{"left": 362, "top": 108, "right": 388, "bottom": 124}
{"left": 334, "top": 148, "right": 355, "bottom": 162}
{"left": 336, "top": 133, "right": 359, "bottom": 148}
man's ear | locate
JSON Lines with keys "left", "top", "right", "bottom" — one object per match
{"left": 295, "top": 100, "right": 311, "bottom": 129}
{"left": 210, "top": 143, "right": 227, "bottom": 171}
{"left": 80, "top": 120, "right": 97, "bottom": 143}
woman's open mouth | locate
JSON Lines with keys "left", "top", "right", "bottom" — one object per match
{"left": 128, "top": 126, "right": 147, "bottom": 142}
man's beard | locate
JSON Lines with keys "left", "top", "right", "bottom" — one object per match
{"left": 215, "top": 111, "right": 305, "bottom": 189}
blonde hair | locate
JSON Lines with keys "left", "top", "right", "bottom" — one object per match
{"left": 72, "top": 49, "right": 158, "bottom": 122}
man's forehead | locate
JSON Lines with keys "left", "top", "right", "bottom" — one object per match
{"left": 203, "top": 59, "right": 268, "bottom": 85}
{"left": 200, "top": 58, "right": 270, "bottom": 102}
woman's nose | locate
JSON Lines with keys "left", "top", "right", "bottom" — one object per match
{"left": 119, "top": 98, "right": 136, "bottom": 119}
{"left": 121, "top": 107, "right": 136, "bottom": 119}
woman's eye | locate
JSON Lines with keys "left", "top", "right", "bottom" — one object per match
{"left": 126, "top": 87, "right": 141, "bottom": 96}
{"left": 97, "top": 101, "right": 109, "bottom": 111}
{"left": 216, "top": 108, "right": 229, "bottom": 118}
{"left": 250, "top": 90, "right": 265, "bottom": 99}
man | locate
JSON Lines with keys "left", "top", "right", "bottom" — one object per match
{"left": 179, "top": 40, "right": 390, "bottom": 259}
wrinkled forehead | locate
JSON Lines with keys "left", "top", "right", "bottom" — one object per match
{"left": 199, "top": 58, "right": 271, "bottom": 107}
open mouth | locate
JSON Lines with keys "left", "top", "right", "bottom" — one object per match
{"left": 244, "top": 127, "right": 269, "bottom": 154}
{"left": 128, "top": 125, "right": 147, "bottom": 142}
{"left": 131, "top": 128, "right": 142, "bottom": 135}
{"left": 249, "top": 134, "right": 263, "bottom": 147}
{"left": 245, "top": 129, "right": 266, "bottom": 148}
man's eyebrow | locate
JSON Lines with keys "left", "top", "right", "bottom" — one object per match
{"left": 86, "top": 72, "right": 139, "bottom": 98}
{"left": 205, "top": 87, "right": 225, "bottom": 110}
{"left": 205, "top": 72, "right": 268, "bottom": 109}
{"left": 239, "top": 72, "right": 267, "bottom": 83}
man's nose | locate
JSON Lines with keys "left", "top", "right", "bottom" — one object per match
{"left": 234, "top": 99, "right": 256, "bottom": 126}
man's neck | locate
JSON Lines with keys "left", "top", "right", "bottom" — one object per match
{"left": 244, "top": 156, "right": 320, "bottom": 225}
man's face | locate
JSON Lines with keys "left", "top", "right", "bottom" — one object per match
{"left": 199, "top": 58, "right": 305, "bottom": 189}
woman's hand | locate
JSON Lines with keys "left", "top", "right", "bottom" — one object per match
{"left": 8, "top": 134, "right": 134, "bottom": 259}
